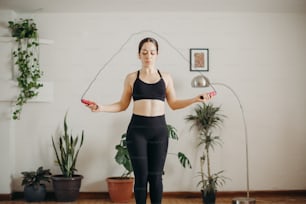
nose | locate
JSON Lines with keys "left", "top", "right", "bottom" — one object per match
{"left": 146, "top": 53, "right": 152, "bottom": 58}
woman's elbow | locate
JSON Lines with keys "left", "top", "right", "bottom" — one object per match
{"left": 120, "top": 103, "right": 130, "bottom": 111}
{"left": 120, "top": 106, "right": 128, "bottom": 112}
{"left": 168, "top": 104, "right": 179, "bottom": 111}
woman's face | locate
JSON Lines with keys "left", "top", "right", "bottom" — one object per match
{"left": 139, "top": 42, "right": 158, "bottom": 67}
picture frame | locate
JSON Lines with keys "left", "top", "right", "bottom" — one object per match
{"left": 189, "top": 48, "right": 209, "bottom": 72}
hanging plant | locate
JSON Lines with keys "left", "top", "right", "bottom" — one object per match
{"left": 8, "top": 18, "right": 43, "bottom": 120}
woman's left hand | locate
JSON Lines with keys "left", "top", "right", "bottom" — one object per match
{"left": 197, "top": 93, "right": 212, "bottom": 102}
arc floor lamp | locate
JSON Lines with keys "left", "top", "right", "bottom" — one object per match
{"left": 191, "top": 73, "right": 256, "bottom": 204}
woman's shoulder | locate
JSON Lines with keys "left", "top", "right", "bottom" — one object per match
{"left": 125, "top": 71, "right": 138, "bottom": 83}
{"left": 159, "top": 71, "right": 172, "bottom": 80}
{"left": 159, "top": 71, "right": 173, "bottom": 88}
{"left": 126, "top": 71, "right": 138, "bottom": 78}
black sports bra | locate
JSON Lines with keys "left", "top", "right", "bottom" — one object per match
{"left": 132, "top": 70, "right": 166, "bottom": 101}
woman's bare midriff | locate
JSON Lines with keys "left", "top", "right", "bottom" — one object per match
{"left": 133, "top": 99, "right": 165, "bottom": 117}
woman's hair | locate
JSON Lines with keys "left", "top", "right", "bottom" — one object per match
{"left": 138, "top": 37, "right": 159, "bottom": 54}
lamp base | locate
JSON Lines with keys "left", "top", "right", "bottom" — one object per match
{"left": 232, "top": 197, "right": 256, "bottom": 204}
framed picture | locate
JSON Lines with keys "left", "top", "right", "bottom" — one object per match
{"left": 189, "top": 48, "right": 209, "bottom": 72}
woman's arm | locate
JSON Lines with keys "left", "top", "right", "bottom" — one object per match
{"left": 87, "top": 74, "right": 133, "bottom": 112}
{"left": 165, "top": 73, "right": 211, "bottom": 110}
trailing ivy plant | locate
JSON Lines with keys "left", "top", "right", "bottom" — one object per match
{"left": 8, "top": 18, "right": 43, "bottom": 120}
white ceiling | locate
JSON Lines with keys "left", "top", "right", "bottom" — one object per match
{"left": 1, "top": 0, "right": 306, "bottom": 13}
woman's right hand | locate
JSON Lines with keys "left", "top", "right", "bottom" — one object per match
{"left": 81, "top": 99, "right": 99, "bottom": 112}
{"left": 87, "top": 102, "right": 99, "bottom": 112}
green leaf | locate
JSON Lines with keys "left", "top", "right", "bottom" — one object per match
{"left": 178, "top": 152, "right": 192, "bottom": 168}
{"left": 167, "top": 124, "right": 178, "bottom": 140}
{"left": 52, "top": 112, "right": 84, "bottom": 177}
{"left": 8, "top": 18, "right": 42, "bottom": 120}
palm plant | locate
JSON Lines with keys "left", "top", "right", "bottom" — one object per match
{"left": 185, "top": 103, "right": 226, "bottom": 202}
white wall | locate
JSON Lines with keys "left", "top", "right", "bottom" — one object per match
{"left": 0, "top": 10, "right": 17, "bottom": 194}
{"left": 0, "top": 10, "right": 305, "bottom": 193}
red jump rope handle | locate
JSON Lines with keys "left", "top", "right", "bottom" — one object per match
{"left": 209, "top": 91, "right": 217, "bottom": 97}
{"left": 81, "top": 99, "right": 94, "bottom": 105}
{"left": 200, "top": 91, "right": 217, "bottom": 99}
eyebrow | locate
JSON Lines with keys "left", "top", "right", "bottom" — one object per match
{"left": 141, "top": 49, "right": 157, "bottom": 51}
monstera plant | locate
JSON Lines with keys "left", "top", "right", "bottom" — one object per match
{"left": 107, "top": 124, "right": 192, "bottom": 203}
{"left": 114, "top": 124, "right": 191, "bottom": 178}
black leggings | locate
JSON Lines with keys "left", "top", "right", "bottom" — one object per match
{"left": 126, "top": 114, "right": 168, "bottom": 204}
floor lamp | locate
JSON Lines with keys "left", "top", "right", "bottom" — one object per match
{"left": 191, "top": 73, "right": 256, "bottom": 204}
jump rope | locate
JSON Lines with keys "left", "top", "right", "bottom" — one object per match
{"left": 80, "top": 30, "right": 216, "bottom": 106}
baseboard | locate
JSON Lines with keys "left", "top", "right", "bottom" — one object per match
{"left": 3, "top": 190, "right": 306, "bottom": 201}
{"left": 163, "top": 190, "right": 306, "bottom": 198}
{"left": 9, "top": 191, "right": 109, "bottom": 201}
{"left": 0, "top": 194, "right": 11, "bottom": 201}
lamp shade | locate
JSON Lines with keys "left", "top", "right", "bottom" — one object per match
{"left": 191, "top": 74, "right": 211, "bottom": 88}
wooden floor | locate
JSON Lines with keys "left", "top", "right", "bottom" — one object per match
{"left": 2, "top": 191, "right": 306, "bottom": 204}
{"left": 2, "top": 196, "right": 306, "bottom": 204}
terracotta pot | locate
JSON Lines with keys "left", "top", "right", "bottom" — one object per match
{"left": 107, "top": 177, "right": 134, "bottom": 203}
{"left": 52, "top": 174, "right": 83, "bottom": 202}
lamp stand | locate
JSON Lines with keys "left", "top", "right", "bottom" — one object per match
{"left": 212, "top": 83, "right": 256, "bottom": 204}
{"left": 232, "top": 197, "right": 256, "bottom": 204}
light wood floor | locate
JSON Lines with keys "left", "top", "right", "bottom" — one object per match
{"left": 2, "top": 196, "right": 306, "bottom": 204}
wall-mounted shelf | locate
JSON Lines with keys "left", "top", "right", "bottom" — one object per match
{"left": 0, "top": 80, "right": 54, "bottom": 102}
{"left": 0, "top": 35, "right": 54, "bottom": 102}
{"left": 0, "top": 37, "right": 54, "bottom": 45}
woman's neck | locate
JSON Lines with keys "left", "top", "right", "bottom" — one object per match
{"left": 140, "top": 66, "right": 156, "bottom": 74}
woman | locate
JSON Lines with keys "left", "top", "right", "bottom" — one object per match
{"left": 86, "top": 37, "right": 212, "bottom": 204}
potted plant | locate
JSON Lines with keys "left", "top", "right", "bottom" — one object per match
{"left": 21, "top": 166, "right": 51, "bottom": 202}
{"left": 8, "top": 18, "right": 43, "bottom": 120}
{"left": 185, "top": 103, "right": 226, "bottom": 204}
{"left": 107, "top": 124, "right": 191, "bottom": 203}
{"left": 106, "top": 133, "right": 134, "bottom": 203}
{"left": 51, "top": 113, "right": 84, "bottom": 202}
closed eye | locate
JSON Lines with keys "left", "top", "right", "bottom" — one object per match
{"left": 141, "top": 50, "right": 157, "bottom": 55}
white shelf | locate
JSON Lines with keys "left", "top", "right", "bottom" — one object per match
{"left": 0, "top": 80, "right": 54, "bottom": 102}
{"left": 0, "top": 37, "right": 54, "bottom": 45}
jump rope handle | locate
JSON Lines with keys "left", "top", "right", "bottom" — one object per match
{"left": 81, "top": 99, "right": 95, "bottom": 105}
{"left": 200, "top": 91, "right": 216, "bottom": 99}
